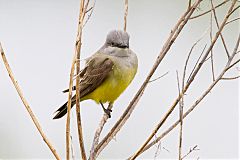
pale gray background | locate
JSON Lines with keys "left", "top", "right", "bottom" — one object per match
{"left": 0, "top": 0, "right": 239, "bottom": 159}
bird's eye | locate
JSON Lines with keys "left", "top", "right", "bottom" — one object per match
{"left": 111, "top": 42, "right": 114, "bottom": 46}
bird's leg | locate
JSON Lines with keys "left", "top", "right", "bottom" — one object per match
{"left": 100, "top": 101, "right": 112, "bottom": 118}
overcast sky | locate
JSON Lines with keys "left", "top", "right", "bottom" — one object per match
{"left": 0, "top": 0, "right": 239, "bottom": 159}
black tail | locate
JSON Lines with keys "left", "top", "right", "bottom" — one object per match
{"left": 53, "top": 96, "right": 76, "bottom": 119}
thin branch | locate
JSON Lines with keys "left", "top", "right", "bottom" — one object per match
{"left": 176, "top": 71, "right": 183, "bottom": 160}
{"left": 181, "top": 145, "right": 200, "bottom": 159}
{"left": 210, "top": 0, "right": 230, "bottom": 58}
{"left": 83, "top": 0, "right": 96, "bottom": 28}
{"left": 190, "top": 0, "right": 230, "bottom": 20}
{"left": 124, "top": 0, "right": 128, "bottom": 31}
{"left": 90, "top": 104, "right": 113, "bottom": 160}
{"left": 226, "top": 59, "right": 240, "bottom": 71}
{"left": 148, "top": 71, "right": 169, "bottom": 83}
{"left": 226, "top": 17, "right": 240, "bottom": 25}
{"left": 221, "top": 75, "right": 240, "bottom": 80}
{"left": 228, "top": 5, "right": 240, "bottom": 16}
{"left": 133, "top": 32, "right": 240, "bottom": 158}
{"left": 66, "top": 0, "right": 92, "bottom": 159}
{"left": 183, "top": 27, "right": 210, "bottom": 87}
{"left": 66, "top": 35, "right": 77, "bottom": 160}
{"left": 0, "top": 43, "right": 61, "bottom": 160}
{"left": 210, "top": 7, "right": 216, "bottom": 81}
{"left": 71, "top": 135, "right": 76, "bottom": 160}
{"left": 186, "top": 44, "right": 207, "bottom": 84}
{"left": 188, "top": 0, "right": 192, "bottom": 10}
{"left": 94, "top": 1, "right": 203, "bottom": 158}
{"left": 128, "top": 1, "right": 237, "bottom": 159}
{"left": 75, "top": 0, "right": 91, "bottom": 160}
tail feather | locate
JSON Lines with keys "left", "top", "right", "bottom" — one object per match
{"left": 53, "top": 96, "right": 76, "bottom": 119}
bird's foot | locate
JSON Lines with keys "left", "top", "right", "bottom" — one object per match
{"left": 100, "top": 102, "right": 112, "bottom": 118}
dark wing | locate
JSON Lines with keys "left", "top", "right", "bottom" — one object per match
{"left": 53, "top": 56, "right": 114, "bottom": 119}
{"left": 79, "top": 56, "right": 114, "bottom": 98}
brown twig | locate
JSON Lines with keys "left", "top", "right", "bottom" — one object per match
{"left": 210, "top": 7, "right": 215, "bottom": 81}
{"left": 183, "top": 27, "right": 209, "bottom": 87}
{"left": 226, "top": 17, "right": 240, "bottom": 25}
{"left": 66, "top": 34, "right": 77, "bottom": 160}
{"left": 75, "top": 0, "right": 88, "bottom": 160}
{"left": 210, "top": 0, "right": 230, "bottom": 58}
{"left": 190, "top": 0, "right": 230, "bottom": 20}
{"left": 83, "top": 0, "right": 96, "bottom": 28}
{"left": 186, "top": 44, "right": 207, "bottom": 83}
{"left": 188, "top": 0, "right": 192, "bottom": 10}
{"left": 124, "top": 0, "right": 128, "bottom": 31}
{"left": 181, "top": 145, "right": 200, "bottom": 159}
{"left": 148, "top": 71, "right": 169, "bottom": 83}
{"left": 132, "top": 32, "right": 240, "bottom": 158}
{"left": 176, "top": 71, "right": 183, "bottom": 160}
{"left": 0, "top": 43, "right": 61, "bottom": 160}
{"left": 66, "top": 0, "right": 92, "bottom": 159}
{"left": 221, "top": 75, "right": 240, "bottom": 80}
{"left": 129, "top": 1, "right": 237, "bottom": 159}
{"left": 89, "top": 104, "right": 113, "bottom": 160}
{"left": 94, "top": 1, "right": 203, "bottom": 158}
{"left": 229, "top": 5, "right": 240, "bottom": 16}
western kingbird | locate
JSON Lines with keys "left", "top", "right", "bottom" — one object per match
{"left": 53, "top": 30, "right": 138, "bottom": 119}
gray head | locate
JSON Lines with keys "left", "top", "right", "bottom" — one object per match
{"left": 105, "top": 30, "right": 129, "bottom": 48}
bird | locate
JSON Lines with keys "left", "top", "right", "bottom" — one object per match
{"left": 53, "top": 30, "right": 138, "bottom": 119}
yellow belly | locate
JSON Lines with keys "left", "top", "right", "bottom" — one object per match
{"left": 80, "top": 65, "right": 137, "bottom": 104}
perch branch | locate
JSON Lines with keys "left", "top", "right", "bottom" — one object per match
{"left": 0, "top": 43, "right": 61, "bottom": 160}
{"left": 89, "top": 104, "right": 113, "bottom": 160}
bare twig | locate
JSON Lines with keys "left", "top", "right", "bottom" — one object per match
{"left": 210, "top": 7, "right": 215, "bottom": 81}
{"left": 129, "top": 1, "right": 237, "bottom": 159}
{"left": 71, "top": 135, "right": 76, "bottom": 160}
{"left": 0, "top": 43, "right": 61, "bottom": 160}
{"left": 124, "top": 0, "right": 128, "bottom": 31}
{"left": 133, "top": 32, "right": 240, "bottom": 158}
{"left": 90, "top": 104, "right": 113, "bottom": 160}
{"left": 188, "top": 0, "right": 192, "bottom": 10}
{"left": 221, "top": 75, "right": 240, "bottom": 80}
{"left": 226, "top": 17, "right": 240, "bottom": 25}
{"left": 153, "top": 136, "right": 161, "bottom": 159}
{"left": 148, "top": 71, "right": 169, "bottom": 83}
{"left": 66, "top": 35, "right": 77, "bottom": 160}
{"left": 229, "top": 5, "right": 240, "bottom": 16}
{"left": 181, "top": 145, "right": 200, "bottom": 159}
{"left": 75, "top": 0, "right": 91, "bottom": 160}
{"left": 186, "top": 44, "right": 207, "bottom": 83}
{"left": 226, "top": 59, "right": 240, "bottom": 71}
{"left": 176, "top": 71, "right": 183, "bottom": 160}
{"left": 66, "top": 0, "right": 92, "bottom": 159}
{"left": 83, "top": 0, "right": 96, "bottom": 27}
{"left": 94, "top": 1, "right": 203, "bottom": 158}
{"left": 183, "top": 27, "right": 209, "bottom": 87}
{"left": 210, "top": 0, "right": 230, "bottom": 58}
{"left": 190, "top": 0, "right": 230, "bottom": 20}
